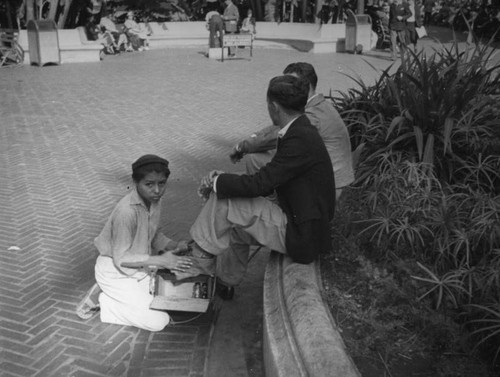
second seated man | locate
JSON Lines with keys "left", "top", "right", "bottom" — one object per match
{"left": 229, "top": 62, "right": 354, "bottom": 199}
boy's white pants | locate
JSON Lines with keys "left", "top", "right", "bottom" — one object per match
{"left": 95, "top": 256, "right": 170, "bottom": 332}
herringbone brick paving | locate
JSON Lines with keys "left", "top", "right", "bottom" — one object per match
{"left": 0, "top": 46, "right": 391, "bottom": 377}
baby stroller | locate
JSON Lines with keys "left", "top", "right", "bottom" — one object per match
{"left": 0, "top": 29, "right": 24, "bottom": 67}
{"left": 368, "top": 6, "right": 391, "bottom": 50}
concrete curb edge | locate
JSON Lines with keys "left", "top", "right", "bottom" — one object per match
{"left": 263, "top": 251, "right": 361, "bottom": 377}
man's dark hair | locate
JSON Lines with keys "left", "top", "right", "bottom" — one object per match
{"left": 267, "top": 75, "right": 309, "bottom": 113}
{"left": 283, "top": 62, "right": 318, "bottom": 91}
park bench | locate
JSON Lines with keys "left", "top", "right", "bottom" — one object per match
{"left": 17, "top": 27, "right": 102, "bottom": 64}
{"left": 59, "top": 27, "right": 103, "bottom": 63}
{"left": 221, "top": 33, "right": 253, "bottom": 61}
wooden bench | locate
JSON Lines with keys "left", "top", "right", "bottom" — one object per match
{"left": 18, "top": 27, "right": 102, "bottom": 64}
{"left": 221, "top": 33, "right": 253, "bottom": 61}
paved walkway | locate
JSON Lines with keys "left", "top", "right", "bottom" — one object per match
{"left": 6, "top": 33, "right": 472, "bottom": 376}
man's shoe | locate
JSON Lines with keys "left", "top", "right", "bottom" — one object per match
{"left": 216, "top": 280, "right": 234, "bottom": 300}
{"left": 173, "top": 242, "right": 215, "bottom": 281}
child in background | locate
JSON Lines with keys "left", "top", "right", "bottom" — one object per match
{"left": 241, "top": 9, "right": 256, "bottom": 35}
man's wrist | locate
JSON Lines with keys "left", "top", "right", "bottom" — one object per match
{"left": 212, "top": 175, "right": 220, "bottom": 193}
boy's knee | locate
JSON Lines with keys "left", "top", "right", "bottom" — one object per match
{"left": 143, "top": 312, "right": 170, "bottom": 332}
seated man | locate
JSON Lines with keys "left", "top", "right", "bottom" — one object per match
{"left": 178, "top": 75, "right": 336, "bottom": 298}
{"left": 124, "top": 11, "right": 151, "bottom": 51}
{"left": 230, "top": 62, "right": 354, "bottom": 199}
{"left": 100, "top": 13, "right": 130, "bottom": 52}
{"left": 85, "top": 15, "right": 116, "bottom": 54}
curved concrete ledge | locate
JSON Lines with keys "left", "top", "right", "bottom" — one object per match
{"left": 16, "top": 21, "right": 347, "bottom": 64}
{"left": 132, "top": 21, "right": 346, "bottom": 53}
{"left": 263, "top": 251, "right": 360, "bottom": 377}
{"left": 255, "top": 22, "right": 345, "bottom": 53}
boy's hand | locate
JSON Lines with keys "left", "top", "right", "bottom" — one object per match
{"left": 157, "top": 252, "right": 193, "bottom": 272}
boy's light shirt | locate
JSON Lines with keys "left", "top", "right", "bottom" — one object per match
{"left": 94, "top": 187, "right": 172, "bottom": 276}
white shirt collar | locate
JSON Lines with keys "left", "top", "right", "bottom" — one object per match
{"left": 306, "top": 93, "right": 319, "bottom": 105}
{"left": 277, "top": 116, "right": 300, "bottom": 138}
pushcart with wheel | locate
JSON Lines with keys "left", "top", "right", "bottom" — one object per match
{"left": 0, "top": 29, "right": 24, "bottom": 67}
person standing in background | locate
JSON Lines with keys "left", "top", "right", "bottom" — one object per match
{"left": 223, "top": 0, "right": 240, "bottom": 55}
{"left": 406, "top": 0, "right": 422, "bottom": 51}
{"left": 206, "top": 10, "right": 224, "bottom": 48}
{"left": 423, "top": 0, "right": 435, "bottom": 26}
{"left": 389, "top": 0, "right": 412, "bottom": 60}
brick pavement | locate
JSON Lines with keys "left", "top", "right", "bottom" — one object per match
{"left": 0, "top": 46, "right": 392, "bottom": 377}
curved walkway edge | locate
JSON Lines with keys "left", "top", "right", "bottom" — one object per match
{"left": 263, "top": 251, "right": 361, "bottom": 377}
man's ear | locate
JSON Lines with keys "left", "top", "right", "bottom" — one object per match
{"left": 269, "top": 100, "right": 280, "bottom": 113}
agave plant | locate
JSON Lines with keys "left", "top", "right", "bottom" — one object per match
{"left": 467, "top": 302, "right": 500, "bottom": 364}
{"left": 334, "top": 43, "right": 500, "bottom": 192}
{"left": 412, "top": 262, "right": 471, "bottom": 309}
{"left": 332, "top": 38, "right": 500, "bottom": 367}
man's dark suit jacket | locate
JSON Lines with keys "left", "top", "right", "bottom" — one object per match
{"left": 215, "top": 115, "right": 336, "bottom": 264}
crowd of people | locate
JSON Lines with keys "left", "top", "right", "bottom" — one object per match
{"left": 84, "top": 0, "right": 257, "bottom": 55}
{"left": 76, "top": 62, "right": 354, "bottom": 332}
{"left": 84, "top": 11, "right": 151, "bottom": 54}
{"left": 425, "top": 0, "right": 500, "bottom": 38}
{"left": 363, "top": 0, "right": 499, "bottom": 58}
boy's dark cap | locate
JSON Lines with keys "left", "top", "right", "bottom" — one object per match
{"left": 132, "top": 154, "right": 169, "bottom": 171}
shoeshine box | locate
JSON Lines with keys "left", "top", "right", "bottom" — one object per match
{"left": 150, "top": 272, "right": 215, "bottom": 313}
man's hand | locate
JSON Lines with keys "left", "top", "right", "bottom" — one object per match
{"left": 198, "top": 170, "right": 224, "bottom": 200}
{"left": 200, "top": 170, "right": 223, "bottom": 188}
{"left": 229, "top": 144, "right": 244, "bottom": 163}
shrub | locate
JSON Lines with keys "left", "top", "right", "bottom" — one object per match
{"left": 331, "top": 42, "right": 500, "bottom": 369}
{"left": 334, "top": 44, "right": 500, "bottom": 193}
